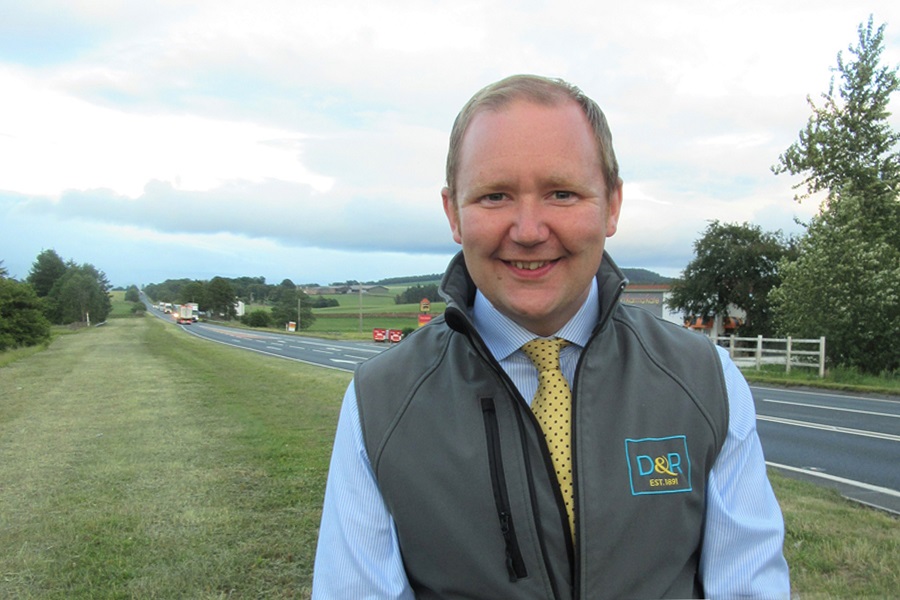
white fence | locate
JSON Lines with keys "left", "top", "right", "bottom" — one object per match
{"left": 715, "top": 335, "right": 827, "bottom": 378}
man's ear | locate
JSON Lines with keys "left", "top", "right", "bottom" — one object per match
{"left": 442, "top": 187, "right": 462, "bottom": 244}
{"left": 605, "top": 179, "right": 623, "bottom": 238}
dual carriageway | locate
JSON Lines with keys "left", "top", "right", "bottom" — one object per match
{"left": 146, "top": 301, "right": 900, "bottom": 515}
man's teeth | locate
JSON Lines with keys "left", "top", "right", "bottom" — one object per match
{"left": 512, "top": 261, "right": 547, "bottom": 270}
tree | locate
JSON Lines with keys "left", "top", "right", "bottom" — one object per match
{"left": 48, "top": 263, "right": 113, "bottom": 324}
{"left": 27, "top": 249, "right": 67, "bottom": 297}
{"left": 179, "top": 280, "right": 206, "bottom": 307}
{"left": 124, "top": 285, "right": 140, "bottom": 302}
{"left": 395, "top": 284, "right": 441, "bottom": 305}
{"left": 206, "top": 277, "right": 237, "bottom": 319}
{"left": 773, "top": 16, "right": 900, "bottom": 203}
{"left": 665, "top": 221, "right": 796, "bottom": 336}
{"left": 270, "top": 287, "right": 315, "bottom": 330}
{"left": 0, "top": 277, "right": 51, "bottom": 350}
{"left": 268, "top": 278, "right": 296, "bottom": 304}
{"left": 771, "top": 17, "right": 900, "bottom": 373}
{"left": 771, "top": 189, "right": 899, "bottom": 373}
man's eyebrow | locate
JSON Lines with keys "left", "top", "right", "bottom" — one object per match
{"left": 465, "top": 179, "right": 516, "bottom": 196}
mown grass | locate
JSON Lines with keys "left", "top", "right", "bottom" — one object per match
{"left": 2, "top": 316, "right": 897, "bottom": 598}
{"left": 0, "top": 317, "right": 349, "bottom": 598}
{"left": 770, "top": 470, "right": 900, "bottom": 597}
{"left": 742, "top": 363, "right": 899, "bottom": 395}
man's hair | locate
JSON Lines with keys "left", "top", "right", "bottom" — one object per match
{"left": 444, "top": 74, "right": 620, "bottom": 201}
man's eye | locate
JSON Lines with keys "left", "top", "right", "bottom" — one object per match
{"left": 483, "top": 193, "right": 506, "bottom": 202}
{"left": 554, "top": 191, "right": 574, "bottom": 200}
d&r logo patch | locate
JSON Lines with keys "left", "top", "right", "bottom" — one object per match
{"left": 625, "top": 436, "right": 692, "bottom": 496}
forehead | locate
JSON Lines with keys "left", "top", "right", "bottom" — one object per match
{"left": 456, "top": 99, "right": 601, "bottom": 182}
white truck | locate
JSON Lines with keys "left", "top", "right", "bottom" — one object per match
{"left": 176, "top": 304, "right": 193, "bottom": 324}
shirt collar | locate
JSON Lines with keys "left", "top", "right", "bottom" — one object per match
{"left": 471, "top": 279, "right": 600, "bottom": 361}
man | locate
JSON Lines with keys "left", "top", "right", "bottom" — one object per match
{"left": 312, "top": 75, "right": 790, "bottom": 599}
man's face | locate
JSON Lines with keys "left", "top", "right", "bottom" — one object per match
{"left": 442, "top": 98, "right": 622, "bottom": 337}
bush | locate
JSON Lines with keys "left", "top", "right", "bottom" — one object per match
{"left": 309, "top": 296, "right": 339, "bottom": 308}
{"left": 0, "top": 278, "right": 51, "bottom": 350}
{"left": 242, "top": 309, "right": 273, "bottom": 328}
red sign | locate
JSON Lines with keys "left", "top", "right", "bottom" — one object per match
{"left": 372, "top": 328, "right": 387, "bottom": 342}
{"left": 388, "top": 329, "right": 403, "bottom": 343}
{"left": 418, "top": 314, "right": 432, "bottom": 327}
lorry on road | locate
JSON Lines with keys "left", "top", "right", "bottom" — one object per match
{"left": 186, "top": 302, "right": 200, "bottom": 322}
{"left": 176, "top": 304, "right": 194, "bottom": 324}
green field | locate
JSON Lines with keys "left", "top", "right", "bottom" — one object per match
{"left": 244, "top": 291, "right": 445, "bottom": 338}
{"left": 1, "top": 313, "right": 897, "bottom": 598}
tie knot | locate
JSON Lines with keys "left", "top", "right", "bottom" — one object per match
{"left": 521, "top": 338, "right": 569, "bottom": 373}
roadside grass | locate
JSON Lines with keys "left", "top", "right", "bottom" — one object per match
{"left": 0, "top": 317, "right": 349, "bottom": 598}
{"left": 3, "top": 317, "right": 897, "bottom": 597}
{"left": 107, "top": 290, "right": 135, "bottom": 318}
{"left": 769, "top": 470, "right": 900, "bottom": 597}
{"left": 742, "top": 364, "right": 899, "bottom": 395}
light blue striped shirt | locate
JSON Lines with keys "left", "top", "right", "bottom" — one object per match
{"left": 312, "top": 281, "right": 790, "bottom": 598}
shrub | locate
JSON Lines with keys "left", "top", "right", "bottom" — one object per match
{"left": 242, "top": 309, "right": 273, "bottom": 328}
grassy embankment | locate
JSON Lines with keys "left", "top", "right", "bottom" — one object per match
{"left": 1, "top": 305, "right": 896, "bottom": 597}
{"left": 1, "top": 316, "right": 349, "bottom": 598}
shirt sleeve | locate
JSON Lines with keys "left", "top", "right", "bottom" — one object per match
{"left": 699, "top": 347, "right": 791, "bottom": 599}
{"left": 311, "top": 381, "right": 414, "bottom": 599}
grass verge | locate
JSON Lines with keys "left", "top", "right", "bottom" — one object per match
{"left": 770, "top": 470, "right": 899, "bottom": 597}
{"left": 0, "top": 317, "right": 349, "bottom": 598}
{"left": 1, "top": 318, "right": 897, "bottom": 597}
{"left": 742, "top": 364, "right": 899, "bottom": 395}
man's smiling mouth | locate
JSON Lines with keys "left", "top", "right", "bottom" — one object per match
{"left": 509, "top": 260, "right": 556, "bottom": 271}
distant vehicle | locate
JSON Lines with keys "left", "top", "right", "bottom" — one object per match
{"left": 176, "top": 304, "right": 193, "bottom": 324}
{"left": 186, "top": 302, "right": 200, "bottom": 322}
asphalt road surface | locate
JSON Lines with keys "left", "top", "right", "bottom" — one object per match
{"left": 753, "top": 385, "right": 900, "bottom": 514}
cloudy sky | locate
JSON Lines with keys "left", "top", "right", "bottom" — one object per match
{"left": 2, "top": 1, "right": 899, "bottom": 288}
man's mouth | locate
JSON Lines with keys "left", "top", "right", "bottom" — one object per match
{"left": 509, "top": 260, "right": 554, "bottom": 271}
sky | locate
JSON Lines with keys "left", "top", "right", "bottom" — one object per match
{"left": 2, "top": 1, "right": 899, "bottom": 288}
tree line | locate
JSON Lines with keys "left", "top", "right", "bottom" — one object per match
{"left": 667, "top": 17, "right": 899, "bottom": 375}
{"left": 0, "top": 250, "right": 113, "bottom": 351}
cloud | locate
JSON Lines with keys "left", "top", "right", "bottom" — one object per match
{"left": 2, "top": 0, "right": 900, "bottom": 287}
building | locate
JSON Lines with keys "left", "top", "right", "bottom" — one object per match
{"left": 619, "top": 284, "right": 683, "bottom": 326}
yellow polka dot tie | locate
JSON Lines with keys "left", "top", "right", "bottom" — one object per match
{"left": 521, "top": 338, "right": 574, "bottom": 537}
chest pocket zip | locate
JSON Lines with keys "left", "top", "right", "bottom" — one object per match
{"left": 481, "top": 397, "right": 528, "bottom": 581}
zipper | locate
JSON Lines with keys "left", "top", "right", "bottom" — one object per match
{"left": 481, "top": 397, "right": 528, "bottom": 581}
{"left": 571, "top": 276, "right": 627, "bottom": 599}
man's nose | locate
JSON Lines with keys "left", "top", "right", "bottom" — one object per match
{"left": 510, "top": 199, "right": 549, "bottom": 246}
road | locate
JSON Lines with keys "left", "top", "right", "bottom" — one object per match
{"left": 143, "top": 298, "right": 900, "bottom": 514}
{"left": 753, "top": 385, "right": 900, "bottom": 514}
{"left": 182, "top": 320, "right": 386, "bottom": 371}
